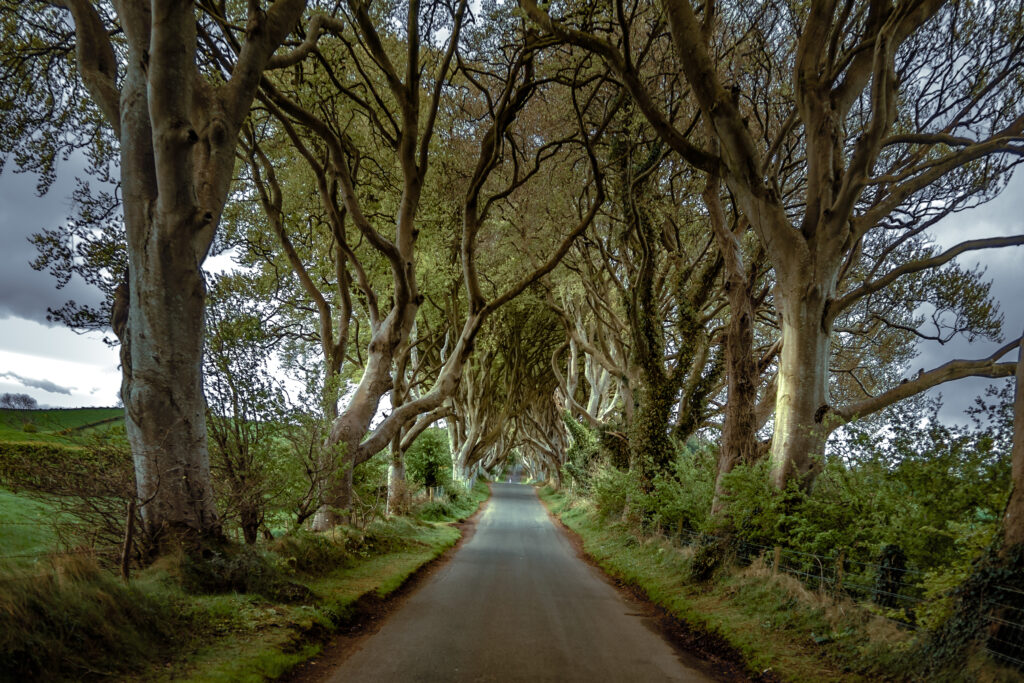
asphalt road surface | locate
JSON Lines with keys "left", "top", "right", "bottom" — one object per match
{"left": 325, "top": 483, "right": 716, "bottom": 682}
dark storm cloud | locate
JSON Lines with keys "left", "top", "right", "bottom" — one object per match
{"left": 0, "top": 371, "right": 74, "bottom": 395}
{"left": 0, "top": 158, "right": 104, "bottom": 325}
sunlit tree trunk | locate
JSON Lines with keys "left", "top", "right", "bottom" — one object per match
{"left": 768, "top": 268, "right": 836, "bottom": 490}
{"left": 387, "top": 441, "right": 408, "bottom": 516}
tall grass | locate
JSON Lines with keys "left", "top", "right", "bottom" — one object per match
{"left": 0, "top": 554, "right": 179, "bottom": 681}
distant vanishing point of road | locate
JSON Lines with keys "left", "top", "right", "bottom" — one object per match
{"left": 323, "top": 483, "right": 717, "bottom": 682}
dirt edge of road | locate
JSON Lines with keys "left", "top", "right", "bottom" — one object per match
{"left": 279, "top": 484, "right": 492, "bottom": 683}
{"left": 536, "top": 487, "right": 780, "bottom": 683}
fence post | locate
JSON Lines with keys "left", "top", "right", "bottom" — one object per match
{"left": 120, "top": 497, "right": 137, "bottom": 581}
{"left": 835, "top": 550, "right": 846, "bottom": 595}
{"left": 773, "top": 545, "right": 782, "bottom": 575}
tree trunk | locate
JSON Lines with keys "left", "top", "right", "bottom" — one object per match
{"left": 125, "top": 232, "right": 219, "bottom": 545}
{"left": 712, "top": 278, "right": 759, "bottom": 514}
{"left": 312, "top": 339, "right": 396, "bottom": 530}
{"left": 240, "top": 503, "right": 261, "bottom": 545}
{"left": 629, "top": 379, "right": 676, "bottom": 481}
{"left": 704, "top": 173, "right": 760, "bottom": 513}
{"left": 1005, "top": 336, "right": 1024, "bottom": 548}
{"left": 768, "top": 279, "right": 833, "bottom": 490}
{"left": 313, "top": 460, "right": 353, "bottom": 530}
{"left": 387, "top": 440, "right": 408, "bottom": 517}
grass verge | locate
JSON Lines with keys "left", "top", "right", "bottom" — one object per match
{"left": 539, "top": 486, "right": 1022, "bottom": 683}
{"left": 0, "top": 481, "right": 489, "bottom": 682}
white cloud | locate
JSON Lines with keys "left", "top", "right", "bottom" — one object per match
{"left": 0, "top": 346, "right": 120, "bottom": 408}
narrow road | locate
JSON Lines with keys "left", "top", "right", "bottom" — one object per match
{"left": 325, "top": 483, "right": 717, "bottom": 682}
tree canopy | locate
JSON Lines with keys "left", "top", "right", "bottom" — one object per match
{"left": 2, "top": 0, "right": 1022, "bottom": 546}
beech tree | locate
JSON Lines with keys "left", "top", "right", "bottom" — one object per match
{"left": 522, "top": 0, "right": 1024, "bottom": 491}
{"left": 2, "top": 1, "right": 316, "bottom": 543}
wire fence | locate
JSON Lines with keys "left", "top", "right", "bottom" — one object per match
{"left": 985, "top": 600, "right": 1024, "bottom": 670}
{"left": 670, "top": 525, "right": 1024, "bottom": 669}
{"left": 0, "top": 517, "right": 124, "bottom": 586}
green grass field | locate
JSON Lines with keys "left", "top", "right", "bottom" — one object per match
{"left": 0, "top": 488, "right": 60, "bottom": 565}
{"left": 0, "top": 407, "right": 122, "bottom": 444}
{"left": 0, "top": 407, "right": 120, "bottom": 565}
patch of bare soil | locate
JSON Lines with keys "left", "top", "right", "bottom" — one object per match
{"left": 536, "top": 489, "right": 780, "bottom": 683}
{"left": 279, "top": 486, "right": 490, "bottom": 683}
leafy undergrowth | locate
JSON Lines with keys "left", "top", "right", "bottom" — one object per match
{"left": 0, "top": 481, "right": 489, "bottom": 682}
{"left": 539, "top": 487, "right": 1021, "bottom": 683}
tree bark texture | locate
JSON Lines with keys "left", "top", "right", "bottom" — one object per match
{"left": 705, "top": 176, "right": 760, "bottom": 513}
{"left": 768, "top": 272, "right": 834, "bottom": 490}
{"left": 125, "top": 231, "right": 220, "bottom": 540}
{"left": 387, "top": 430, "right": 409, "bottom": 517}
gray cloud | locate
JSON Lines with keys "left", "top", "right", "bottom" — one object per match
{"left": 0, "top": 157, "right": 105, "bottom": 326}
{"left": 0, "top": 371, "right": 74, "bottom": 395}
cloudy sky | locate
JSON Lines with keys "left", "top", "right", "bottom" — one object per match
{"left": 0, "top": 156, "right": 1022, "bottom": 421}
{"left": 0, "top": 157, "right": 121, "bottom": 408}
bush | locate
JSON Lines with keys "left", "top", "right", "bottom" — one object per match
{"left": 647, "top": 444, "right": 716, "bottom": 535}
{"left": 562, "top": 414, "right": 600, "bottom": 491}
{"left": 413, "top": 479, "right": 488, "bottom": 522}
{"left": 179, "top": 543, "right": 312, "bottom": 603}
{"left": 271, "top": 529, "right": 351, "bottom": 574}
{"left": 716, "top": 460, "right": 794, "bottom": 546}
{"left": 350, "top": 451, "right": 389, "bottom": 527}
{"left": 689, "top": 535, "right": 731, "bottom": 582}
{"left": 0, "top": 441, "right": 81, "bottom": 490}
{"left": 406, "top": 428, "right": 452, "bottom": 490}
{"left": 0, "top": 435, "right": 142, "bottom": 564}
{"left": 20, "top": 421, "right": 36, "bottom": 433}
{"left": 416, "top": 499, "right": 458, "bottom": 521}
{"left": 591, "top": 464, "right": 636, "bottom": 520}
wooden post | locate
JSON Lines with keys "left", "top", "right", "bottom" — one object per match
{"left": 120, "top": 497, "right": 137, "bottom": 581}
{"left": 773, "top": 545, "right": 782, "bottom": 575}
{"left": 835, "top": 550, "right": 846, "bottom": 595}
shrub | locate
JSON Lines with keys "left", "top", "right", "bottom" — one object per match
{"left": 562, "top": 414, "right": 600, "bottom": 491}
{"left": 350, "top": 451, "right": 389, "bottom": 528}
{"left": 689, "top": 535, "right": 731, "bottom": 582}
{"left": 647, "top": 443, "right": 716, "bottom": 535}
{"left": 406, "top": 428, "right": 452, "bottom": 490}
{"left": 20, "top": 421, "right": 36, "bottom": 433}
{"left": 716, "top": 460, "right": 795, "bottom": 546}
{"left": 591, "top": 464, "right": 636, "bottom": 520}
{"left": 0, "top": 435, "right": 142, "bottom": 565}
{"left": 416, "top": 499, "right": 457, "bottom": 522}
{"left": 179, "top": 543, "right": 312, "bottom": 603}
{"left": 271, "top": 529, "right": 351, "bottom": 574}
